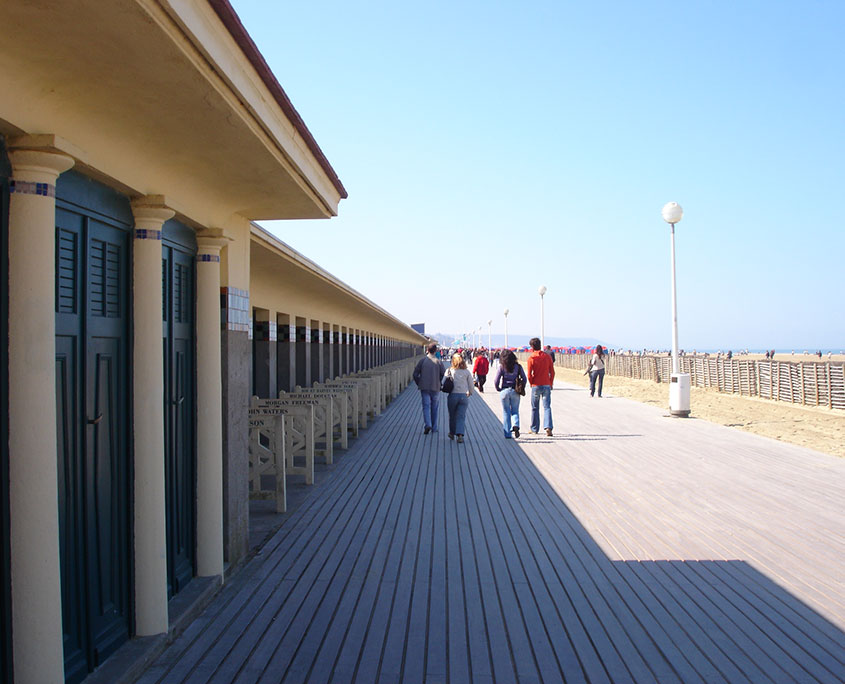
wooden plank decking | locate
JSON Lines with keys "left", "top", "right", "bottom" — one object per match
{"left": 136, "top": 378, "right": 845, "bottom": 683}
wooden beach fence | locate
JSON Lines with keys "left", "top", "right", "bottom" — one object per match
{"left": 548, "top": 353, "right": 845, "bottom": 410}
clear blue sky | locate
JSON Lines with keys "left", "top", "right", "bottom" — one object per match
{"left": 234, "top": 0, "right": 844, "bottom": 351}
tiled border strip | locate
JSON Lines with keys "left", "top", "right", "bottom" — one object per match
{"left": 10, "top": 180, "right": 55, "bottom": 197}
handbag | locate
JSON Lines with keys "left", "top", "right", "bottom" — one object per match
{"left": 514, "top": 364, "right": 526, "bottom": 396}
{"left": 441, "top": 370, "right": 454, "bottom": 394}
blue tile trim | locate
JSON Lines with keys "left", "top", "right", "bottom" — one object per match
{"left": 197, "top": 254, "right": 220, "bottom": 262}
{"left": 9, "top": 180, "right": 55, "bottom": 197}
{"left": 134, "top": 229, "right": 163, "bottom": 240}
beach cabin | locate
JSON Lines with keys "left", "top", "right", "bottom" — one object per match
{"left": 0, "top": 2, "right": 424, "bottom": 682}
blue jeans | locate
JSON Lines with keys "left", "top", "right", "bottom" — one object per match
{"left": 589, "top": 368, "right": 605, "bottom": 397}
{"left": 530, "top": 385, "right": 553, "bottom": 432}
{"left": 420, "top": 390, "right": 440, "bottom": 431}
{"left": 500, "top": 387, "right": 521, "bottom": 437}
{"left": 447, "top": 393, "right": 469, "bottom": 435}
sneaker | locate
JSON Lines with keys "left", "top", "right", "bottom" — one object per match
{"left": 512, "top": 426, "right": 520, "bottom": 438}
{"left": 545, "top": 428, "right": 553, "bottom": 437}
{"left": 456, "top": 434, "right": 464, "bottom": 443}
{"left": 529, "top": 429, "right": 539, "bottom": 435}
{"left": 424, "top": 426, "right": 431, "bottom": 435}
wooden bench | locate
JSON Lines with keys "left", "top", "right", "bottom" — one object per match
{"left": 288, "top": 386, "right": 350, "bottom": 449}
{"left": 350, "top": 372, "right": 387, "bottom": 413}
{"left": 247, "top": 403, "right": 315, "bottom": 512}
{"left": 316, "top": 380, "right": 365, "bottom": 434}
{"left": 325, "top": 377, "right": 378, "bottom": 422}
{"left": 252, "top": 396, "right": 332, "bottom": 465}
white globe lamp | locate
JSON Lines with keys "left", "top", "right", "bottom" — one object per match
{"left": 662, "top": 202, "right": 690, "bottom": 417}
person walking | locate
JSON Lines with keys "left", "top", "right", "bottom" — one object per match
{"left": 495, "top": 349, "right": 527, "bottom": 439}
{"left": 445, "top": 352, "right": 474, "bottom": 443}
{"left": 412, "top": 343, "right": 445, "bottom": 434}
{"left": 472, "top": 351, "right": 490, "bottom": 393}
{"left": 527, "top": 337, "right": 554, "bottom": 436}
{"left": 587, "top": 344, "right": 606, "bottom": 398}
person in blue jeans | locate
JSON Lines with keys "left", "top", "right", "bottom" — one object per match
{"left": 412, "top": 343, "right": 445, "bottom": 434}
{"left": 494, "top": 349, "right": 527, "bottom": 438}
{"left": 587, "top": 344, "right": 606, "bottom": 397}
{"left": 445, "top": 353, "right": 474, "bottom": 443}
{"left": 526, "top": 337, "right": 555, "bottom": 436}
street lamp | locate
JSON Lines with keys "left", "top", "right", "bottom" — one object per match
{"left": 538, "top": 285, "right": 547, "bottom": 349}
{"left": 662, "top": 201, "right": 690, "bottom": 417}
{"left": 503, "top": 308, "right": 509, "bottom": 348}
{"left": 487, "top": 319, "right": 492, "bottom": 351}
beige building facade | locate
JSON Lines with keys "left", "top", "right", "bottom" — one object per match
{"left": 0, "top": 2, "right": 425, "bottom": 682}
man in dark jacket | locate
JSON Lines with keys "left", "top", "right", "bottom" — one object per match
{"left": 413, "top": 343, "right": 445, "bottom": 434}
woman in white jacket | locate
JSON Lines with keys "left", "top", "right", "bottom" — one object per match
{"left": 445, "top": 353, "right": 474, "bottom": 443}
{"left": 588, "top": 345, "right": 606, "bottom": 398}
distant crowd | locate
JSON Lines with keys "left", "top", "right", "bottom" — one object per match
{"left": 412, "top": 339, "right": 608, "bottom": 444}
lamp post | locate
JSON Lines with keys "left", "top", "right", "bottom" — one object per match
{"left": 662, "top": 201, "right": 690, "bottom": 417}
{"left": 487, "top": 319, "right": 492, "bottom": 351}
{"left": 503, "top": 308, "right": 509, "bottom": 348}
{"left": 538, "top": 285, "right": 547, "bottom": 348}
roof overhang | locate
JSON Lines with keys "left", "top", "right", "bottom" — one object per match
{"left": 0, "top": 0, "right": 345, "bottom": 223}
{"left": 250, "top": 224, "right": 429, "bottom": 344}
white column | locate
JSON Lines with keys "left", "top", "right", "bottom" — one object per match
{"left": 131, "top": 198, "right": 173, "bottom": 636}
{"left": 7, "top": 148, "right": 74, "bottom": 684}
{"left": 195, "top": 235, "right": 226, "bottom": 577}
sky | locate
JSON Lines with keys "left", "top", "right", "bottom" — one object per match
{"left": 233, "top": 0, "right": 845, "bottom": 351}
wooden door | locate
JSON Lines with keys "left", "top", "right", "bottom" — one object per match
{"left": 55, "top": 172, "right": 132, "bottom": 683}
{"left": 162, "top": 223, "right": 196, "bottom": 598}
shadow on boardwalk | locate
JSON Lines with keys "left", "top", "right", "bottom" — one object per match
{"left": 134, "top": 384, "right": 845, "bottom": 684}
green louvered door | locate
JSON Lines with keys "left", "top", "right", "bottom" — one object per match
{"left": 162, "top": 223, "right": 196, "bottom": 598}
{"left": 55, "top": 172, "right": 132, "bottom": 684}
{"left": 0, "top": 139, "right": 11, "bottom": 684}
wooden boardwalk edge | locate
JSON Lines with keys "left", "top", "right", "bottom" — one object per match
{"left": 136, "top": 379, "right": 845, "bottom": 684}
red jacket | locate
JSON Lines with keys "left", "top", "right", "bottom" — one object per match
{"left": 527, "top": 350, "right": 555, "bottom": 386}
{"left": 472, "top": 356, "right": 489, "bottom": 376}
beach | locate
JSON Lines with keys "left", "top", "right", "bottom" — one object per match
{"left": 555, "top": 367, "right": 845, "bottom": 458}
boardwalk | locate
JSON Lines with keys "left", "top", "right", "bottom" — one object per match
{"left": 136, "top": 378, "right": 845, "bottom": 683}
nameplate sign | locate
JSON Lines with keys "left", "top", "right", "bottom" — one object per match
{"left": 260, "top": 398, "right": 324, "bottom": 407}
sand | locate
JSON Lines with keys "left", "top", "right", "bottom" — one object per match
{"left": 556, "top": 367, "right": 845, "bottom": 458}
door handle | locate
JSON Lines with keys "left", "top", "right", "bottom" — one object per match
{"left": 88, "top": 413, "right": 103, "bottom": 425}
{"left": 173, "top": 396, "right": 184, "bottom": 406}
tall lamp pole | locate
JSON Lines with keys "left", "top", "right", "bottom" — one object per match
{"left": 487, "top": 319, "right": 492, "bottom": 351}
{"left": 538, "top": 285, "right": 547, "bottom": 348}
{"left": 662, "top": 201, "right": 690, "bottom": 417}
{"left": 503, "top": 308, "right": 509, "bottom": 348}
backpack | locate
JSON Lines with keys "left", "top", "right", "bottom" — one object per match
{"left": 514, "top": 364, "right": 526, "bottom": 396}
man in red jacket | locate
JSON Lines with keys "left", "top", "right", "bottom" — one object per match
{"left": 472, "top": 351, "right": 490, "bottom": 392}
{"left": 526, "top": 337, "right": 554, "bottom": 436}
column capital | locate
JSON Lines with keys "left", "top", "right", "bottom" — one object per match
{"left": 197, "top": 227, "right": 233, "bottom": 242}
{"left": 197, "top": 232, "right": 230, "bottom": 258}
{"left": 131, "top": 196, "right": 174, "bottom": 237}
{"left": 9, "top": 149, "right": 74, "bottom": 186}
